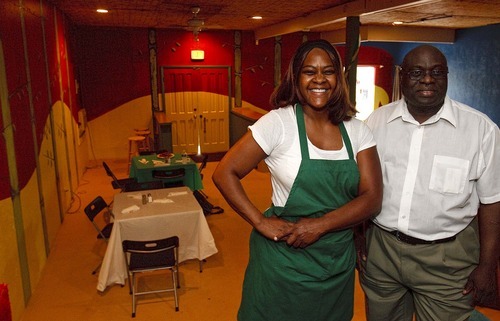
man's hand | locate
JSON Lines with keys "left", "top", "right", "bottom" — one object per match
{"left": 354, "top": 222, "right": 368, "bottom": 273}
{"left": 463, "top": 263, "right": 498, "bottom": 306}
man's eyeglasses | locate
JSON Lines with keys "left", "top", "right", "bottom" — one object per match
{"left": 403, "top": 69, "right": 448, "bottom": 81}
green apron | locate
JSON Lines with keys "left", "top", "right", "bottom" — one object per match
{"left": 238, "top": 104, "right": 360, "bottom": 321}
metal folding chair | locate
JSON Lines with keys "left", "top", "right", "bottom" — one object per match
{"left": 84, "top": 196, "right": 113, "bottom": 274}
{"left": 122, "top": 236, "right": 180, "bottom": 317}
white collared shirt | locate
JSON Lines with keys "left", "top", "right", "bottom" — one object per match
{"left": 366, "top": 96, "right": 500, "bottom": 240}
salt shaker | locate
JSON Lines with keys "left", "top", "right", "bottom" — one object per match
{"left": 147, "top": 193, "right": 153, "bottom": 203}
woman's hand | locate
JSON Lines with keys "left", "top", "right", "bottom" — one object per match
{"left": 255, "top": 215, "right": 295, "bottom": 242}
{"left": 284, "top": 217, "right": 325, "bottom": 248}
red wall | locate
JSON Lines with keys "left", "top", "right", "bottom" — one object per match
{"left": 0, "top": 0, "right": 74, "bottom": 199}
{"left": 75, "top": 27, "right": 151, "bottom": 120}
{"left": 75, "top": 28, "right": 329, "bottom": 118}
{"left": 73, "top": 27, "right": 396, "bottom": 125}
{"left": 156, "top": 29, "right": 234, "bottom": 66}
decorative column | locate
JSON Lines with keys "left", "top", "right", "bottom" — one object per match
{"left": 274, "top": 36, "right": 282, "bottom": 88}
{"left": 345, "top": 16, "right": 360, "bottom": 106}
{"left": 149, "top": 28, "right": 159, "bottom": 111}
{"left": 234, "top": 31, "right": 242, "bottom": 107}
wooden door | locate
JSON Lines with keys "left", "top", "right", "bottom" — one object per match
{"left": 161, "top": 66, "right": 231, "bottom": 154}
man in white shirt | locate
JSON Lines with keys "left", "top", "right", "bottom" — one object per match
{"left": 361, "top": 45, "right": 500, "bottom": 321}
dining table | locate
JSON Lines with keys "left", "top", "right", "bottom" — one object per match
{"left": 96, "top": 186, "right": 218, "bottom": 292}
{"left": 129, "top": 153, "right": 203, "bottom": 191}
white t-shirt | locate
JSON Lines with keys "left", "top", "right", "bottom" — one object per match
{"left": 249, "top": 105, "right": 376, "bottom": 207}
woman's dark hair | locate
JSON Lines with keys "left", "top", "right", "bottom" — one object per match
{"left": 269, "top": 39, "right": 356, "bottom": 124}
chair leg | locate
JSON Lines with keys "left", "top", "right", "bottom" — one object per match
{"left": 127, "top": 271, "right": 132, "bottom": 295}
{"left": 92, "top": 261, "right": 102, "bottom": 275}
{"left": 176, "top": 264, "right": 180, "bottom": 288}
{"left": 199, "top": 259, "right": 207, "bottom": 273}
{"left": 131, "top": 273, "right": 137, "bottom": 317}
{"left": 198, "top": 190, "right": 209, "bottom": 199}
{"left": 172, "top": 270, "right": 179, "bottom": 312}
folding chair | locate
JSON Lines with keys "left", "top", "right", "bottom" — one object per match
{"left": 196, "top": 154, "right": 209, "bottom": 199}
{"left": 122, "top": 236, "right": 180, "bottom": 317}
{"left": 152, "top": 168, "right": 186, "bottom": 188}
{"left": 84, "top": 196, "right": 113, "bottom": 274}
{"left": 122, "top": 180, "right": 164, "bottom": 192}
{"left": 102, "top": 161, "right": 137, "bottom": 191}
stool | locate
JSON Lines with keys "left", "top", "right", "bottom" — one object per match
{"left": 134, "top": 129, "right": 151, "bottom": 151}
{"left": 128, "top": 136, "right": 147, "bottom": 167}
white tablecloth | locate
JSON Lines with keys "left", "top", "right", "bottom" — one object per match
{"left": 97, "top": 186, "right": 218, "bottom": 292}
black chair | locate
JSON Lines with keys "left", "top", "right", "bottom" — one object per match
{"left": 198, "top": 154, "right": 208, "bottom": 179}
{"left": 152, "top": 168, "right": 186, "bottom": 188}
{"left": 122, "top": 236, "right": 180, "bottom": 317}
{"left": 84, "top": 196, "right": 113, "bottom": 274}
{"left": 122, "top": 180, "right": 164, "bottom": 192}
{"left": 197, "top": 154, "right": 209, "bottom": 199}
{"left": 102, "top": 161, "right": 136, "bottom": 191}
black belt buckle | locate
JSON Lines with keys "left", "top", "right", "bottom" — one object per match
{"left": 393, "top": 231, "right": 416, "bottom": 244}
{"left": 390, "top": 230, "right": 455, "bottom": 245}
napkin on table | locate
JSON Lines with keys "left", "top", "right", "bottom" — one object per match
{"left": 121, "top": 205, "right": 140, "bottom": 214}
{"left": 153, "top": 160, "right": 169, "bottom": 166}
{"left": 152, "top": 198, "right": 174, "bottom": 204}
{"left": 167, "top": 191, "right": 188, "bottom": 196}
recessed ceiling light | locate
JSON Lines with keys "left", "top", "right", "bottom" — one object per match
{"left": 96, "top": 9, "right": 108, "bottom": 13}
{"left": 392, "top": 21, "right": 403, "bottom": 25}
{"left": 251, "top": 16, "right": 263, "bottom": 20}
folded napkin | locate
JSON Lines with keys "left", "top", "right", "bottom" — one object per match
{"left": 153, "top": 160, "right": 170, "bottom": 167}
{"left": 152, "top": 198, "right": 174, "bottom": 204}
{"left": 139, "top": 158, "right": 148, "bottom": 164}
{"left": 121, "top": 205, "right": 140, "bottom": 214}
{"left": 167, "top": 191, "right": 188, "bottom": 196}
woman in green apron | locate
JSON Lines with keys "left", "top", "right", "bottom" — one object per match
{"left": 213, "top": 39, "right": 382, "bottom": 321}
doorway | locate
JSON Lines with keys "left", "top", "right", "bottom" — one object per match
{"left": 160, "top": 66, "right": 231, "bottom": 154}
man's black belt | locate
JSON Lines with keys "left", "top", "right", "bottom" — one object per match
{"left": 388, "top": 230, "right": 456, "bottom": 245}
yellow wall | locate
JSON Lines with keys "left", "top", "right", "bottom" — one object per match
{"left": 0, "top": 100, "right": 88, "bottom": 321}
{"left": 88, "top": 96, "right": 153, "bottom": 161}
{"left": 0, "top": 198, "right": 22, "bottom": 320}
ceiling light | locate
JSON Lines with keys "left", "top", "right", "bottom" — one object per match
{"left": 392, "top": 14, "right": 452, "bottom": 26}
{"left": 96, "top": 9, "right": 108, "bottom": 13}
{"left": 251, "top": 16, "right": 263, "bottom": 20}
